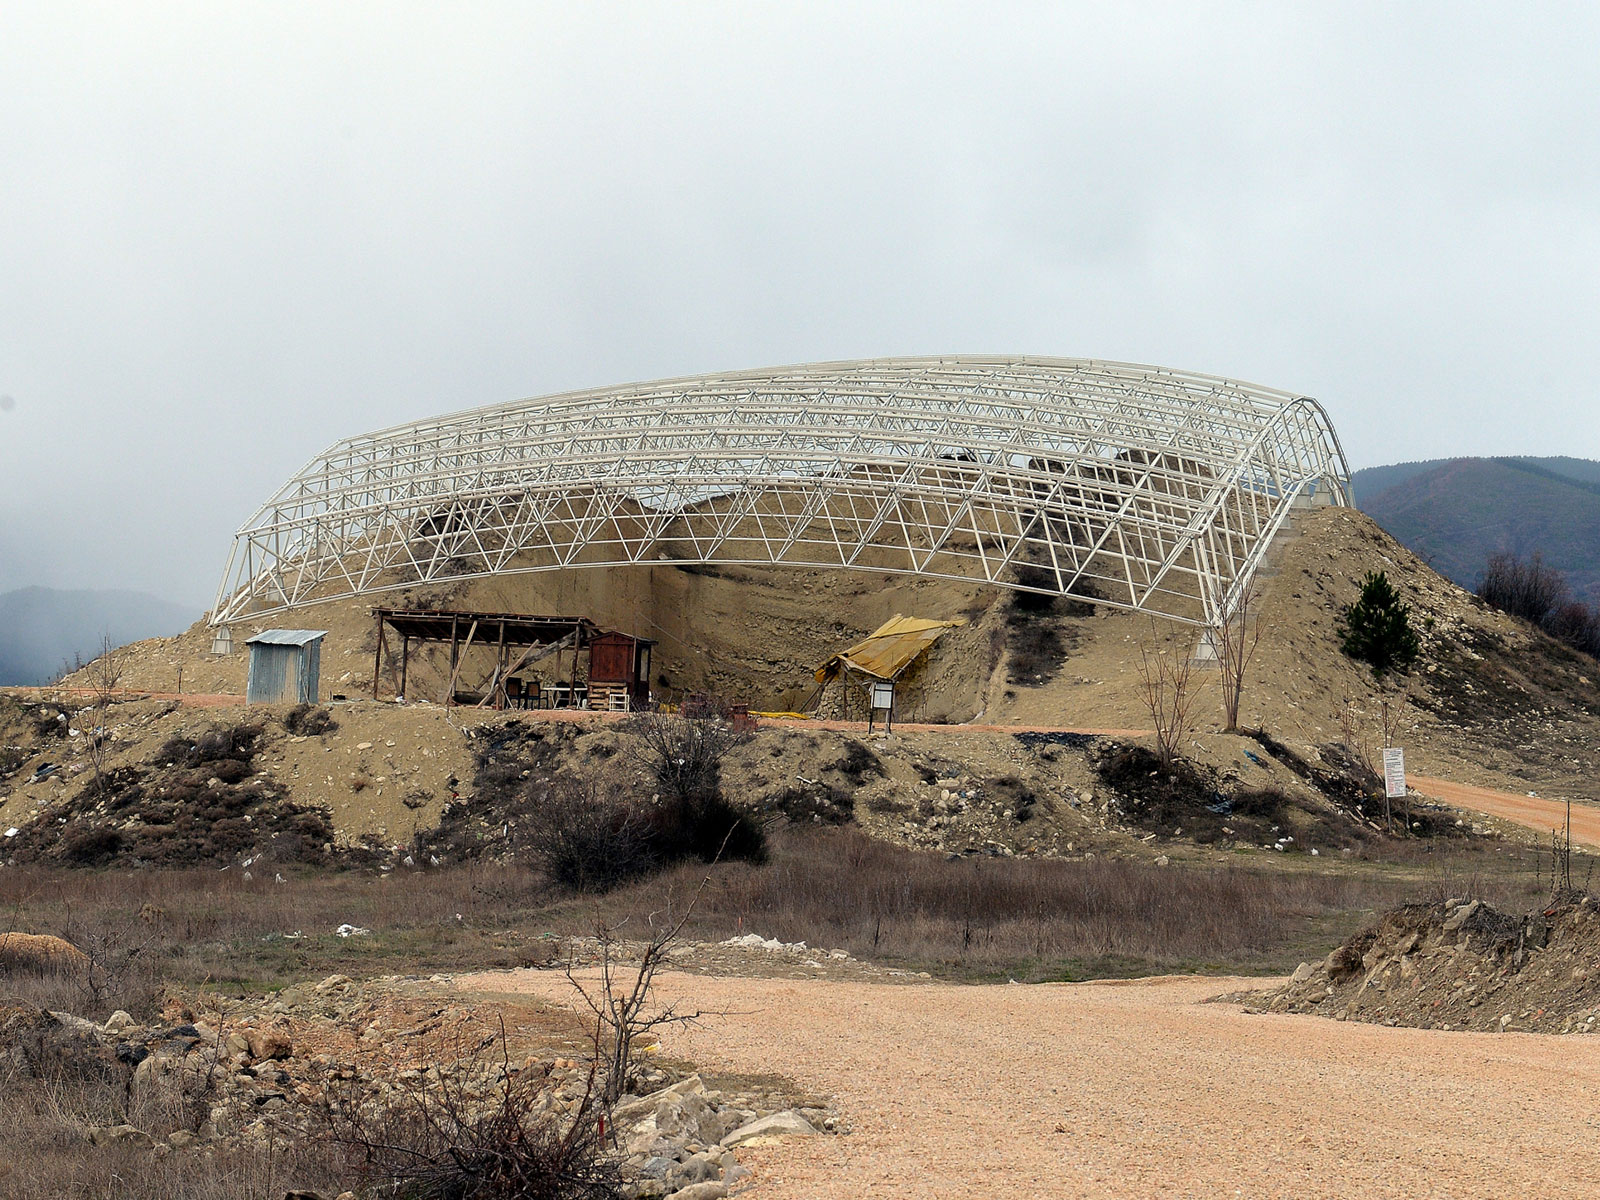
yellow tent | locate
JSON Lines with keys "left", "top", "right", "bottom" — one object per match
{"left": 814, "top": 614, "right": 965, "bottom": 684}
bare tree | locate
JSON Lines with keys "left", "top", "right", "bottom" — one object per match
{"left": 82, "top": 634, "right": 126, "bottom": 798}
{"left": 566, "top": 877, "right": 716, "bottom": 1106}
{"left": 1214, "top": 583, "right": 1264, "bottom": 733}
{"left": 1135, "top": 621, "right": 1198, "bottom": 770}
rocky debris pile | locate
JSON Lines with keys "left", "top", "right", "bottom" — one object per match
{"left": 1256, "top": 894, "right": 1600, "bottom": 1033}
{"left": 0, "top": 974, "right": 840, "bottom": 1198}
{"left": 615, "top": 1071, "right": 837, "bottom": 1199}
{"left": 855, "top": 768, "right": 1083, "bottom": 858}
{"left": 2, "top": 720, "right": 336, "bottom": 868}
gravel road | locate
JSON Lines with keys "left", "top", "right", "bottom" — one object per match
{"left": 1413, "top": 774, "right": 1600, "bottom": 850}
{"left": 465, "top": 969, "right": 1600, "bottom": 1198}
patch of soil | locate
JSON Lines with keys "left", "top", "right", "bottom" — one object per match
{"left": 1256, "top": 894, "right": 1600, "bottom": 1034}
{"left": 1094, "top": 741, "right": 1369, "bottom": 851}
{"left": 4, "top": 722, "right": 334, "bottom": 868}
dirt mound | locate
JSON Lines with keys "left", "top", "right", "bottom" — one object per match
{"left": 3, "top": 718, "right": 335, "bottom": 868}
{"left": 0, "top": 933, "right": 90, "bottom": 974}
{"left": 1258, "top": 895, "right": 1600, "bottom": 1034}
{"left": 53, "top": 506, "right": 1600, "bottom": 804}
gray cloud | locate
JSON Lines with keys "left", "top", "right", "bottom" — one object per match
{"left": 2, "top": 2, "right": 1596, "bottom": 606}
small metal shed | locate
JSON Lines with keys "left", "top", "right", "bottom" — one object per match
{"left": 245, "top": 629, "right": 327, "bottom": 705}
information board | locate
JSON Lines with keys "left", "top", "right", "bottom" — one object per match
{"left": 1383, "top": 747, "right": 1406, "bottom": 799}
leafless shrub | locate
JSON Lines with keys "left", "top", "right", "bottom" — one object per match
{"left": 1134, "top": 621, "right": 1197, "bottom": 770}
{"left": 1543, "top": 600, "right": 1600, "bottom": 658}
{"left": 623, "top": 714, "right": 765, "bottom": 865}
{"left": 325, "top": 1022, "right": 622, "bottom": 1200}
{"left": 1477, "top": 550, "right": 1569, "bottom": 625}
{"left": 523, "top": 779, "right": 657, "bottom": 893}
{"left": 566, "top": 872, "right": 717, "bottom": 1106}
{"left": 81, "top": 635, "right": 126, "bottom": 798}
{"left": 1214, "top": 584, "right": 1263, "bottom": 733}
{"left": 625, "top": 712, "right": 746, "bottom": 807}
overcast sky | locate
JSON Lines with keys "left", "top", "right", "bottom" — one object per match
{"left": 2, "top": 3, "right": 1597, "bottom": 609}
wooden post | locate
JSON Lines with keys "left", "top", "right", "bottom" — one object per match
{"left": 569, "top": 625, "right": 581, "bottom": 708}
{"left": 446, "top": 619, "right": 479, "bottom": 704}
{"left": 494, "top": 618, "right": 508, "bottom": 709}
{"left": 372, "top": 610, "right": 385, "bottom": 700}
{"left": 399, "top": 635, "right": 409, "bottom": 700}
{"left": 446, "top": 616, "right": 460, "bottom": 705}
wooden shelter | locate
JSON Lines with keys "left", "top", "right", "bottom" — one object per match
{"left": 586, "top": 630, "right": 654, "bottom": 711}
{"left": 370, "top": 608, "right": 653, "bottom": 710}
{"left": 372, "top": 608, "right": 602, "bottom": 707}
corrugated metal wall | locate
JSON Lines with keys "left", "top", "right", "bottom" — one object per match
{"left": 246, "top": 643, "right": 319, "bottom": 704}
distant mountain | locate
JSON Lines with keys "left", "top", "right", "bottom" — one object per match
{"left": 1350, "top": 457, "right": 1600, "bottom": 605}
{"left": 0, "top": 587, "right": 197, "bottom": 686}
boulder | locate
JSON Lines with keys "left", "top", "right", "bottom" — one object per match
{"left": 720, "top": 1109, "right": 817, "bottom": 1147}
{"left": 663, "top": 1184, "right": 727, "bottom": 1200}
{"left": 245, "top": 1027, "right": 292, "bottom": 1061}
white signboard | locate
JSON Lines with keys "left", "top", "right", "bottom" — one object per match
{"left": 870, "top": 681, "right": 895, "bottom": 710}
{"left": 1383, "top": 747, "right": 1407, "bottom": 799}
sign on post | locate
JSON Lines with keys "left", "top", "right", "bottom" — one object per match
{"left": 868, "top": 680, "right": 895, "bottom": 734}
{"left": 1383, "top": 747, "right": 1407, "bottom": 799}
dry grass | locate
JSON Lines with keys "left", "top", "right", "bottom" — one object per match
{"left": 560, "top": 827, "right": 1543, "bottom": 980}
{"left": 0, "top": 1073, "right": 346, "bottom": 1200}
{"left": 1, "top": 827, "right": 1549, "bottom": 1015}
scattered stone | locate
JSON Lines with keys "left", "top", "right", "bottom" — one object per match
{"left": 721, "top": 1109, "right": 818, "bottom": 1147}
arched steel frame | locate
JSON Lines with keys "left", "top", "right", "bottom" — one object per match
{"left": 212, "top": 356, "right": 1351, "bottom": 628}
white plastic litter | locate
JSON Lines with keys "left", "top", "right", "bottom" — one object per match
{"left": 335, "top": 923, "right": 373, "bottom": 938}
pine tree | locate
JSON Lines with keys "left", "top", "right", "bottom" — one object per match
{"left": 1339, "top": 571, "right": 1420, "bottom": 677}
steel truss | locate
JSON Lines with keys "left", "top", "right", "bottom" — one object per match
{"left": 212, "top": 356, "right": 1351, "bottom": 629}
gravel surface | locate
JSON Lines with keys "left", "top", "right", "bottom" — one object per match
{"left": 1413, "top": 774, "right": 1600, "bottom": 849}
{"left": 465, "top": 968, "right": 1600, "bottom": 1198}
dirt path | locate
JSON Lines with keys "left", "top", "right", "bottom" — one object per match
{"left": 1412, "top": 774, "right": 1600, "bottom": 849}
{"left": 1, "top": 686, "right": 244, "bottom": 707}
{"left": 466, "top": 969, "right": 1600, "bottom": 1198}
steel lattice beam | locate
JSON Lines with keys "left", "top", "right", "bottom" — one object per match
{"left": 212, "top": 356, "right": 1351, "bottom": 628}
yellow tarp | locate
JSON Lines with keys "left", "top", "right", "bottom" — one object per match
{"left": 814, "top": 614, "right": 965, "bottom": 684}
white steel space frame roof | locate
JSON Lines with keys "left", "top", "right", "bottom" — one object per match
{"left": 212, "top": 356, "right": 1351, "bottom": 629}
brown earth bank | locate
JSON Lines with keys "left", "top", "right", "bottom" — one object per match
{"left": 58, "top": 506, "right": 1600, "bottom": 800}
{"left": 1255, "top": 892, "right": 1600, "bottom": 1034}
{"left": 463, "top": 967, "right": 1600, "bottom": 1199}
{"left": 0, "top": 688, "right": 1525, "bottom": 874}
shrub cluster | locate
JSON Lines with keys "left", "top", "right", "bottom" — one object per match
{"left": 1477, "top": 550, "right": 1600, "bottom": 658}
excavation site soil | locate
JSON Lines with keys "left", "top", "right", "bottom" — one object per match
{"left": 6, "top": 506, "right": 1600, "bottom": 1199}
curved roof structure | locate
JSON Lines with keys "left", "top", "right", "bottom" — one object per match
{"left": 212, "top": 356, "right": 1350, "bottom": 628}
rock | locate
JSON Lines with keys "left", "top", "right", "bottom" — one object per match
{"left": 614, "top": 1074, "right": 707, "bottom": 1124}
{"left": 720, "top": 1109, "right": 817, "bottom": 1147}
{"left": 654, "top": 1091, "right": 714, "bottom": 1142}
{"left": 637, "top": 1155, "right": 676, "bottom": 1179}
{"left": 167, "top": 1130, "right": 197, "bottom": 1148}
{"left": 245, "top": 1027, "right": 292, "bottom": 1061}
{"left": 1291, "top": 962, "right": 1316, "bottom": 985}
{"left": 225, "top": 1032, "right": 250, "bottom": 1057}
{"left": 1154, "top": 855, "right": 1170, "bottom": 867}
{"left": 668, "top": 1151, "right": 724, "bottom": 1188}
{"left": 663, "top": 1184, "right": 727, "bottom": 1200}
{"left": 89, "top": 1124, "right": 156, "bottom": 1148}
